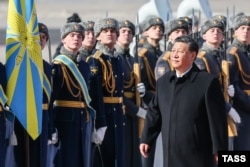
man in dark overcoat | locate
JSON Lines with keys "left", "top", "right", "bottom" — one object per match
{"left": 140, "top": 36, "right": 228, "bottom": 167}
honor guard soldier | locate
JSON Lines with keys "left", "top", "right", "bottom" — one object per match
{"left": 178, "top": 16, "right": 193, "bottom": 35}
{"left": 51, "top": 22, "right": 95, "bottom": 167}
{"left": 195, "top": 18, "right": 241, "bottom": 150}
{"left": 226, "top": 15, "right": 250, "bottom": 150}
{"left": 115, "top": 20, "right": 146, "bottom": 167}
{"left": 79, "top": 21, "right": 96, "bottom": 61}
{"left": 13, "top": 22, "right": 53, "bottom": 167}
{"left": 136, "top": 16, "right": 164, "bottom": 167}
{"left": 138, "top": 16, "right": 164, "bottom": 104}
{"left": 212, "top": 15, "right": 230, "bottom": 46}
{"left": 0, "top": 62, "right": 7, "bottom": 167}
{"left": 155, "top": 19, "right": 189, "bottom": 80}
{"left": 87, "top": 17, "right": 126, "bottom": 167}
{"left": 53, "top": 13, "right": 82, "bottom": 58}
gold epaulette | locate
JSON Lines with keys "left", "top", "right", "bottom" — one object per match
{"left": 92, "top": 50, "right": 103, "bottom": 59}
{"left": 229, "top": 47, "right": 238, "bottom": 55}
{"left": 162, "top": 51, "right": 171, "bottom": 61}
{"left": 86, "top": 50, "right": 102, "bottom": 62}
{"left": 197, "top": 51, "right": 211, "bottom": 73}
{"left": 197, "top": 51, "right": 206, "bottom": 58}
{"left": 139, "top": 38, "right": 145, "bottom": 44}
{"left": 138, "top": 48, "right": 147, "bottom": 57}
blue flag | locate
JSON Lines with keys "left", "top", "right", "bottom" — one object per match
{"left": 5, "top": 0, "right": 43, "bottom": 140}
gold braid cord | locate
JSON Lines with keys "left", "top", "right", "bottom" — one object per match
{"left": 233, "top": 52, "right": 250, "bottom": 85}
{"left": 123, "top": 71, "right": 135, "bottom": 89}
{"left": 95, "top": 56, "right": 115, "bottom": 94}
{"left": 197, "top": 51, "right": 211, "bottom": 73}
{"left": 162, "top": 51, "right": 174, "bottom": 71}
{"left": 138, "top": 48, "right": 156, "bottom": 90}
{"left": 61, "top": 64, "right": 81, "bottom": 98}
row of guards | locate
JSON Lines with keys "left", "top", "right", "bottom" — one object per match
{"left": 1, "top": 0, "right": 250, "bottom": 167}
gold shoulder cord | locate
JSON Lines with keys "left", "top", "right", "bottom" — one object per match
{"left": 138, "top": 48, "right": 156, "bottom": 90}
{"left": 197, "top": 51, "right": 211, "bottom": 73}
{"left": 230, "top": 47, "right": 250, "bottom": 85}
{"left": 198, "top": 51, "right": 223, "bottom": 85}
{"left": 162, "top": 51, "right": 174, "bottom": 71}
{"left": 92, "top": 51, "right": 115, "bottom": 94}
{"left": 61, "top": 64, "right": 81, "bottom": 98}
{"left": 124, "top": 71, "right": 135, "bottom": 89}
{"left": 55, "top": 61, "right": 89, "bottom": 121}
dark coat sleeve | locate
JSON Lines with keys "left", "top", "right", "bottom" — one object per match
{"left": 87, "top": 56, "right": 106, "bottom": 129}
{"left": 205, "top": 78, "right": 228, "bottom": 153}
{"left": 140, "top": 92, "right": 161, "bottom": 147}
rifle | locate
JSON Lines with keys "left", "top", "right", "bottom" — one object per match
{"left": 222, "top": 7, "right": 237, "bottom": 137}
{"left": 134, "top": 13, "right": 143, "bottom": 138}
{"left": 164, "top": 12, "right": 169, "bottom": 51}
{"left": 191, "top": 8, "right": 199, "bottom": 42}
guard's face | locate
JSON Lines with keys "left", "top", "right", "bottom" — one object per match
{"left": 169, "top": 29, "right": 188, "bottom": 42}
{"left": 170, "top": 42, "right": 196, "bottom": 74}
{"left": 143, "top": 25, "right": 163, "bottom": 40}
{"left": 62, "top": 32, "right": 83, "bottom": 53}
{"left": 82, "top": 30, "right": 96, "bottom": 50}
{"left": 117, "top": 27, "right": 133, "bottom": 47}
{"left": 97, "top": 28, "right": 117, "bottom": 48}
{"left": 234, "top": 25, "right": 250, "bottom": 44}
{"left": 202, "top": 27, "right": 224, "bottom": 47}
{"left": 39, "top": 32, "right": 48, "bottom": 50}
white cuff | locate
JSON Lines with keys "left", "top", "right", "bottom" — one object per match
{"left": 137, "top": 107, "right": 147, "bottom": 119}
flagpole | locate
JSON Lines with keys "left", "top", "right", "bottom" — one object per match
{"left": 25, "top": 133, "right": 30, "bottom": 167}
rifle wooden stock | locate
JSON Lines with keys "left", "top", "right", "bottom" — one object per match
{"left": 222, "top": 60, "right": 237, "bottom": 137}
{"left": 134, "top": 62, "right": 144, "bottom": 138}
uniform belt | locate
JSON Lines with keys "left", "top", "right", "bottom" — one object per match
{"left": 0, "top": 105, "right": 2, "bottom": 112}
{"left": 103, "top": 97, "right": 123, "bottom": 104}
{"left": 244, "top": 90, "right": 250, "bottom": 96}
{"left": 43, "top": 103, "right": 49, "bottom": 110}
{"left": 54, "top": 100, "right": 86, "bottom": 108}
{"left": 124, "top": 92, "right": 135, "bottom": 98}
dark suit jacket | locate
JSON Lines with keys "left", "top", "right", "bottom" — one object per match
{"left": 141, "top": 64, "right": 228, "bottom": 167}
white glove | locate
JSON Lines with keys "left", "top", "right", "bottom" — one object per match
{"left": 228, "top": 107, "right": 241, "bottom": 124}
{"left": 227, "top": 85, "right": 235, "bottom": 97}
{"left": 48, "top": 129, "right": 58, "bottom": 145}
{"left": 137, "top": 82, "right": 146, "bottom": 97}
{"left": 136, "top": 107, "right": 147, "bottom": 119}
{"left": 92, "top": 126, "right": 107, "bottom": 145}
